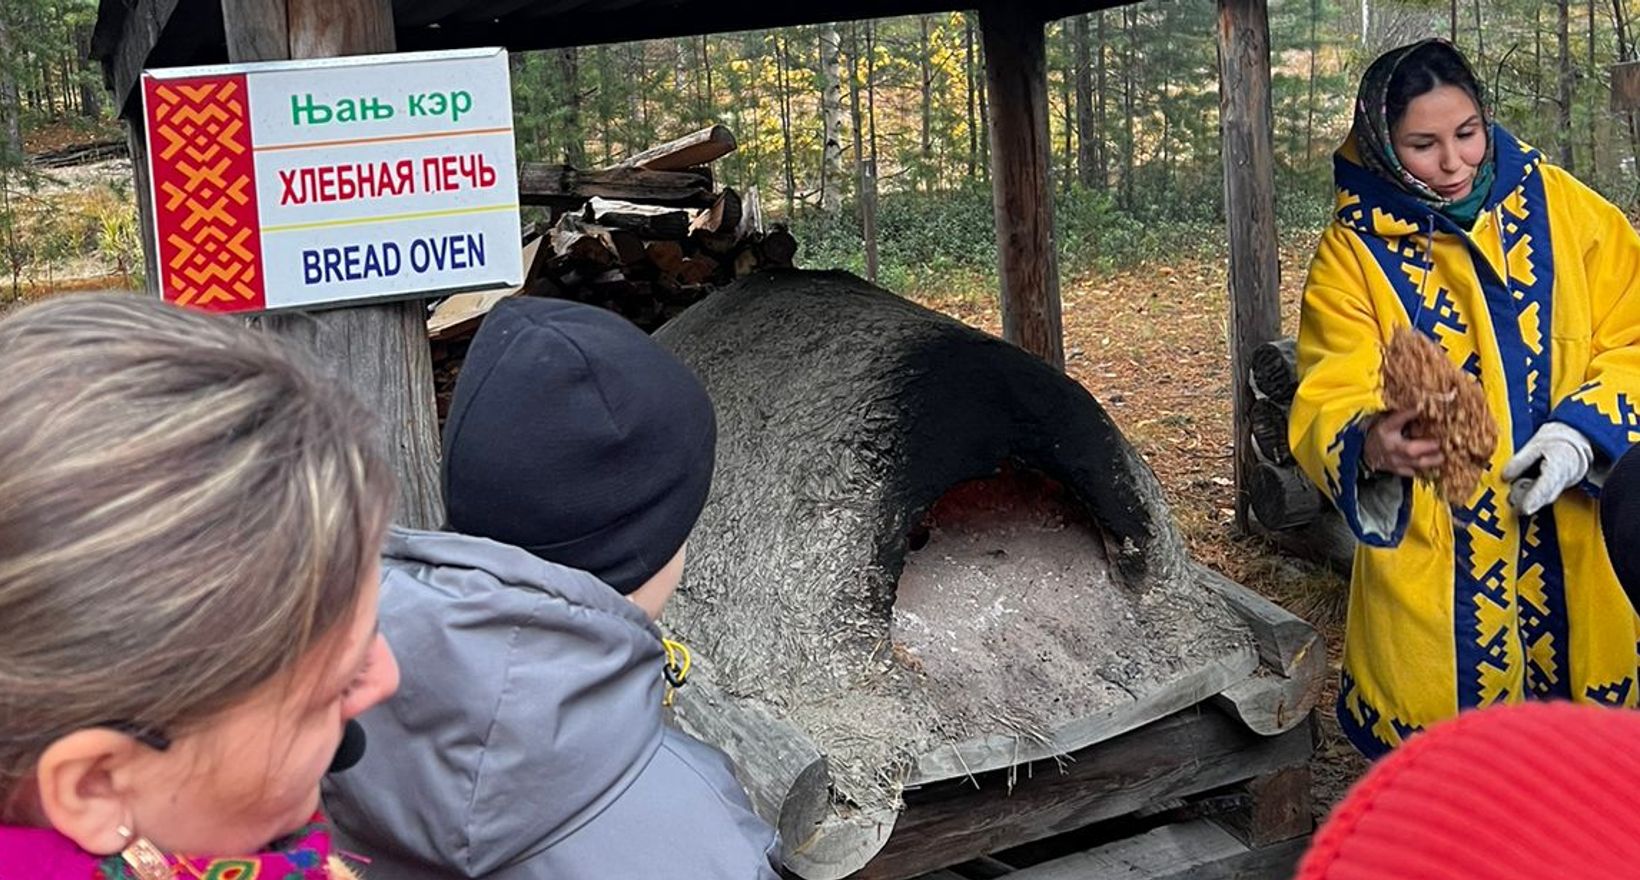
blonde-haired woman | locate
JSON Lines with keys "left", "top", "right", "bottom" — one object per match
{"left": 0, "top": 294, "right": 400, "bottom": 878}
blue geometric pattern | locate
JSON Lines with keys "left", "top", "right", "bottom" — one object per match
{"left": 1324, "top": 414, "right": 1409, "bottom": 547}
{"left": 1518, "top": 510, "right": 1571, "bottom": 699}
{"left": 1586, "top": 678, "right": 1634, "bottom": 706}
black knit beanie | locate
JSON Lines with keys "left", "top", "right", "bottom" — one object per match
{"left": 442, "top": 298, "right": 717, "bottom": 594}
{"left": 1600, "top": 444, "right": 1640, "bottom": 613}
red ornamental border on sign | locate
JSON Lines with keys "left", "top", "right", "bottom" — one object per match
{"left": 144, "top": 73, "right": 268, "bottom": 313}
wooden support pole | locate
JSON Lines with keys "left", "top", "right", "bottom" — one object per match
{"left": 124, "top": 116, "right": 160, "bottom": 297}
{"left": 1216, "top": 0, "right": 1281, "bottom": 534}
{"left": 220, "top": 0, "right": 445, "bottom": 529}
{"left": 978, "top": 4, "right": 1064, "bottom": 371}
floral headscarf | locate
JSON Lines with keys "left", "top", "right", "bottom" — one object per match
{"left": 1352, "top": 38, "right": 1495, "bottom": 222}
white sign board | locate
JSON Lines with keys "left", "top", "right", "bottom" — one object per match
{"left": 140, "top": 48, "right": 521, "bottom": 314}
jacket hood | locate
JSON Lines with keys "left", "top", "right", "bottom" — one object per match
{"left": 323, "top": 528, "right": 665, "bottom": 876}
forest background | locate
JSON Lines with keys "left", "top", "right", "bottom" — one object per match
{"left": 1, "top": 0, "right": 1638, "bottom": 297}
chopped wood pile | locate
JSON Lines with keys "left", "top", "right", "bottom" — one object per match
{"left": 427, "top": 125, "right": 798, "bottom": 420}
{"left": 1247, "top": 337, "right": 1356, "bottom": 575}
{"left": 428, "top": 125, "right": 795, "bottom": 340}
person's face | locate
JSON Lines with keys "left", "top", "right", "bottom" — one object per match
{"left": 1392, "top": 84, "right": 1488, "bottom": 201}
{"left": 120, "top": 558, "right": 399, "bottom": 854}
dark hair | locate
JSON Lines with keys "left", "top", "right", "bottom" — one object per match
{"left": 1386, "top": 43, "right": 1483, "bottom": 130}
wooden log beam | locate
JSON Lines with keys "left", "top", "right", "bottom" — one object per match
{"left": 124, "top": 116, "right": 160, "bottom": 297}
{"left": 979, "top": 3, "right": 1064, "bottom": 370}
{"left": 1249, "top": 462, "right": 1322, "bottom": 530}
{"left": 220, "top": 0, "right": 445, "bottom": 530}
{"left": 852, "top": 706, "right": 1313, "bottom": 879}
{"left": 620, "top": 124, "right": 738, "bottom": 171}
{"left": 517, "top": 162, "right": 716, "bottom": 208}
{"left": 1216, "top": 0, "right": 1282, "bottom": 534}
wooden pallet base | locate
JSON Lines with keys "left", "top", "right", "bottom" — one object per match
{"left": 918, "top": 820, "right": 1307, "bottom": 879}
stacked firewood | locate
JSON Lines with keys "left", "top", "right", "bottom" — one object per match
{"left": 1246, "top": 337, "right": 1356, "bottom": 575}
{"left": 428, "top": 125, "right": 795, "bottom": 421}
{"left": 533, "top": 186, "right": 796, "bottom": 332}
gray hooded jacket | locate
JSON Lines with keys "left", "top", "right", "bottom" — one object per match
{"left": 322, "top": 528, "right": 781, "bottom": 879}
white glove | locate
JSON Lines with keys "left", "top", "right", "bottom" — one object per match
{"left": 1502, "top": 421, "right": 1593, "bottom": 516}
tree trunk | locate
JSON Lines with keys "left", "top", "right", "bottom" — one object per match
{"left": 1074, "top": 14, "right": 1095, "bottom": 189}
{"left": 977, "top": 25, "right": 991, "bottom": 181}
{"left": 77, "top": 24, "right": 102, "bottom": 121}
{"left": 699, "top": 36, "right": 713, "bottom": 123}
{"left": 776, "top": 33, "right": 797, "bottom": 216}
{"left": 1306, "top": 0, "right": 1319, "bottom": 162}
{"left": 820, "top": 24, "right": 844, "bottom": 212}
{"left": 1561, "top": 0, "right": 1576, "bottom": 171}
{"left": 0, "top": 15, "right": 21, "bottom": 163}
{"left": 1450, "top": 0, "right": 1458, "bottom": 42}
{"left": 556, "top": 48, "right": 585, "bottom": 167}
{"left": 1590, "top": 0, "right": 1600, "bottom": 181}
{"left": 966, "top": 15, "right": 979, "bottom": 179}
{"left": 1061, "top": 23, "right": 1074, "bottom": 193}
{"left": 1360, "top": 0, "right": 1369, "bottom": 46}
{"left": 850, "top": 22, "right": 879, "bottom": 282}
{"left": 920, "top": 16, "right": 934, "bottom": 191}
{"left": 1122, "top": 5, "right": 1136, "bottom": 211}
{"left": 1473, "top": 0, "right": 1485, "bottom": 66}
{"left": 1096, "top": 10, "right": 1108, "bottom": 189}
{"left": 220, "top": 0, "right": 444, "bottom": 530}
{"left": 1536, "top": 3, "right": 1545, "bottom": 110}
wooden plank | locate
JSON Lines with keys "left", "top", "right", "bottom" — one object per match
{"left": 1614, "top": 60, "right": 1640, "bottom": 112}
{"left": 1216, "top": 0, "right": 1282, "bottom": 535}
{"left": 621, "top": 124, "right": 738, "bottom": 171}
{"left": 1213, "top": 766, "right": 1313, "bottom": 848}
{"left": 1191, "top": 564, "right": 1318, "bottom": 676}
{"left": 979, "top": 4, "right": 1064, "bottom": 370}
{"left": 1003, "top": 820, "right": 1308, "bottom": 880}
{"left": 222, "top": 0, "right": 289, "bottom": 61}
{"left": 221, "top": 0, "right": 445, "bottom": 530}
{"left": 426, "top": 237, "right": 542, "bottom": 341}
{"left": 852, "top": 707, "right": 1313, "bottom": 880}
{"left": 517, "top": 162, "right": 717, "bottom": 208}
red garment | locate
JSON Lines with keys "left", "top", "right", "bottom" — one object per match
{"left": 1297, "top": 701, "right": 1640, "bottom": 879}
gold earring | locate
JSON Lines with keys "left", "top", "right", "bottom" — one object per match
{"left": 117, "top": 826, "right": 170, "bottom": 880}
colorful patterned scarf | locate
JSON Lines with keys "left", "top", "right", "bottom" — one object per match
{"left": 1351, "top": 38, "right": 1496, "bottom": 227}
{"left": 0, "top": 813, "right": 344, "bottom": 879}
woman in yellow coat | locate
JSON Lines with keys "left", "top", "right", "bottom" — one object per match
{"left": 1291, "top": 39, "right": 1640, "bottom": 758}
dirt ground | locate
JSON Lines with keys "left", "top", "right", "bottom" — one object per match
{"left": 909, "top": 234, "right": 1372, "bottom": 819}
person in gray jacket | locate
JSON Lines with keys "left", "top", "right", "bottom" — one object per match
{"left": 322, "top": 298, "right": 782, "bottom": 879}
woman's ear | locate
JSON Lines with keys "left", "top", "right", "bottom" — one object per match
{"left": 33, "top": 730, "right": 139, "bottom": 855}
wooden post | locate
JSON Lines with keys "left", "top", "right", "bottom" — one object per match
{"left": 1216, "top": 0, "right": 1281, "bottom": 534}
{"left": 220, "top": 0, "right": 445, "bottom": 529}
{"left": 124, "top": 116, "right": 160, "bottom": 297}
{"left": 978, "top": 4, "right": 1064, "bottom": 370}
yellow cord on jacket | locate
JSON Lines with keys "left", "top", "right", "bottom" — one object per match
{"left": 662, "top": 638, "right": 692, "bottom": 707}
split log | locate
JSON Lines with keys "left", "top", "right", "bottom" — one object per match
{"left": 757, "top": 226, "right": 798, "bottom": 268}
{"left": 517, "top": 163, "right": 716, "bottom": 208}
{"left": 1194, "top": 565, "right": 1325, "bottom": 737}
{"left": 584, "top": 196, "right": 692, "bottom": 239}
{"left": 1250, "top": 510, "right": 1357, "bottom": 577}
{"left": 1250, "top": 397, "right": 1292, "bottom": 465}
{"left": 1249, "top": 462, "right": 1322, "bottom": 531}
{"left": 676, "top": 255, "right": 718, "bottom": 286}
{"left": 549, "top": 215, "right": 618, "bottom": 270}
{"left": 645, "top": 240, "right": 686, "bottom": 277}
{"left": 620, "top": 123, "right": 738, "bottom": 171}
{"left": 1249, "top": 337, "right": 1298, "bottom": 404}
{"left": 1213, "top": 766, "right": 1313, "bottom": 848}
{"left": 689, "top": 187, "right": 744, "bottom": 236}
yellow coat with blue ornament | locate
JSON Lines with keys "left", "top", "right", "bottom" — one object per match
{"left": 1289, "top": 125, "right": 1640, "bottom": 759}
